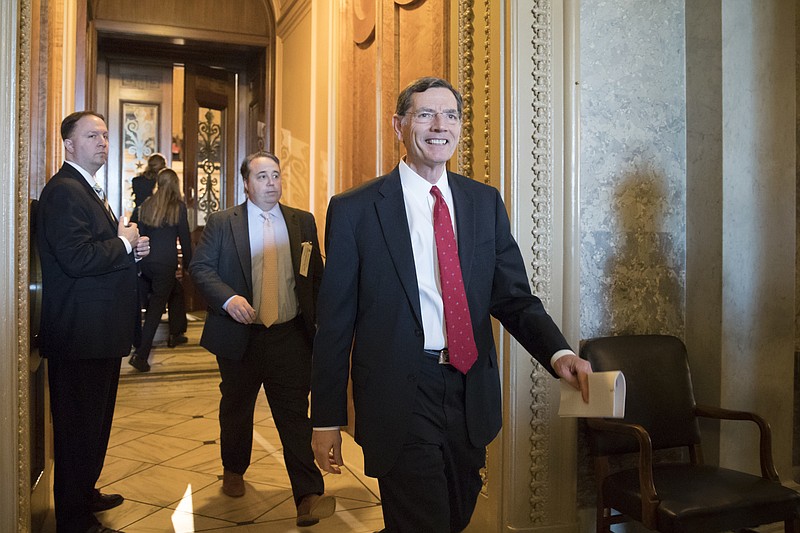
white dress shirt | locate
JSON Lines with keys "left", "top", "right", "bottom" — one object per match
{"left": 398, "top": 160, "right": 454, "bottom": 350}
{"left": 65, "top": 160, "right": 132, "bottom": 254}
{"left": 247, "top": 200, "right": 299, "bottom": 324}
{"left": 398, "top": 160, "right": 573, "bottom": 366}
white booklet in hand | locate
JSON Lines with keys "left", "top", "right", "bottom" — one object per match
{"left": 558, "top": 370, "right": 626, "bottom": 418}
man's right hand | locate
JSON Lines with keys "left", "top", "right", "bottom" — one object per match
{"left": 225, "top": 295, "right": 257, "bottom": 324}
{"left": 118, "top": 217, "right": 139, "bottom": 247}
{"left": 312, "top": 428, "right": 343, "bottom": 474}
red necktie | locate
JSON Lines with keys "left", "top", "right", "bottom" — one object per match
{"left": 430, "top": 185, "right": 478, "bottom": 374}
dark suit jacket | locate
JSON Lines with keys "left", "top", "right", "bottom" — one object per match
{"left": 139, "top": 202, "right": 192, "bottom": 269}
{"left": 37, "top": 163, "right": 139, "bottom": 359}
{"left": 311, "top": 167, "right": 571, "bottom": 477}
{"left": 189, "top": 202, "right": 324, "bottom": 360}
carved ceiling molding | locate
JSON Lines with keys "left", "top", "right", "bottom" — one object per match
{"left": 456, "top": 0, "right": 474, "bottom": 179}
{"left": 528, "top": 0, "right": 554, "bottom": 526}
{"left": 276, "top": 0, "right": 310, "bottom": 38}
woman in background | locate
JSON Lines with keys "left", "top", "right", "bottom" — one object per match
{"left": 130, "top": 153, "right": 166, "bottom": 223}
{"left": 129, "top": 168, "right": 192, "bottom": 372}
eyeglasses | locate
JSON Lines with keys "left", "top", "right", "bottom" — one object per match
{"left": 405, "top": 111, "right": 462, "bottom": 125}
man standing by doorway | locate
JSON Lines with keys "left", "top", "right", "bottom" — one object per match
{"left": 189, "top": 151, "right": 334, "bottom": 527}
{"left": 38, "top": 111, "right": 150, "bottom": 533}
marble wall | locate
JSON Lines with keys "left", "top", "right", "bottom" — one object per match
{"left": 579, "top": 0, "right": 797, "bottom": 488}
{"left": 579, "top": 0, "right": 687, "bottom": 340}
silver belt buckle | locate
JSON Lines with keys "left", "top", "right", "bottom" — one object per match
{"left": 438, "top": 349, "right": 450, "bottom": 365}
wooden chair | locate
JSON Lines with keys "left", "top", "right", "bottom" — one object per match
{"left": 581, "top": 334, "right": 800, "bottom": 533}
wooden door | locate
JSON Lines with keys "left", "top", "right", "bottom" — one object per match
{"left": 182, "top": 65, "right": 237, "bottom": 312}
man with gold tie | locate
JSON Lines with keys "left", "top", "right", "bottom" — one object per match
{"left": 189, "top": 151, "right": 333, "bottom": 527}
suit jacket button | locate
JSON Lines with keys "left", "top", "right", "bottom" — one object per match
{"left": 408, "top": 374, "right": 416, "bottom": 382}
{"left": 414, "top": 329, "right": 422, "bottom": 337}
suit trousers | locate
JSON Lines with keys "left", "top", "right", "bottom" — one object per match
{"left": 48, "top": 357, "right": 121, "bottom": 533}
{"left": 134, "top": 267, "right": 187, "bottom": 351}
{"left": 377, "top": 353, "right": 485, "bottom": 533}
{"left": 216, "top": 316, "right": 323, "bottom": 505}
{"left": 137, "top": 261, "right": 179, "bottom": 359}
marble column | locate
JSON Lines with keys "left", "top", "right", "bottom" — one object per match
{"left": 686, "top": 0, "right": 796, "bottom": 478}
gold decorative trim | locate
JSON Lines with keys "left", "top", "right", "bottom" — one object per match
{"left": 529, "top": 0, "right": 553, "bottom": 525}
{"left": 482, "top": 0, "right": 490, "bottom": 185}
{"left": 457, "top": 0, "right": 474, "bottom": 179}
{"left": 18, "top": 0, "right": 33, "bottom": 530}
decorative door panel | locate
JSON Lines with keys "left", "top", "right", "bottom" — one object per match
{"left": 106, "top": 63, "right": 172, "bottom": 217}
{"left": 183, "top": 65, "right": 237, "bottom": 226}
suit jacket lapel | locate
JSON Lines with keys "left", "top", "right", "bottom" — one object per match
{"left": 230, "top": 203, "right": 254, "bottom": 295}
{"left": 62, "top": 164, "right": 118, "bottom": 229}
{"left": 449, "top": 173, "right": 476, "bottom": 291}
{"left": 280, "top": 204, "right": 302, "bottom": 279}
{"left": 376, "top": 170, "right": 423, "bottom": 328}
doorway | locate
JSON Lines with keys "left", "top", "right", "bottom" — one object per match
{"left": 95, "top": 34, "right": 270, "bottom": 311}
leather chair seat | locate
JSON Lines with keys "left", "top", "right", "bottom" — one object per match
{"left": 605, "top": 461, "right": 800, "bottom": 533}
{"left": 583, "top": 334, "right": 800, "bottom": 532}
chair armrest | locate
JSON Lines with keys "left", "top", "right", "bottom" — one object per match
{"left": 587, "top": 418, "right": 660, "bottom": 528}
{"left": 694, "top": 404, "right": 779, "bottom": 481}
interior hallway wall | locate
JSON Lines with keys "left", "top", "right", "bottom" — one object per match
{"left": 579, "top": 0, "right": 797, "bottom": 522}
{"left": 579, "top": 0, "right": 686, "bottom": 348}
{"left": 686, "top": 0, "right": 796, "bottom": 478}
{"left": 577, "top": 0, "right": 687, "bottom": 516}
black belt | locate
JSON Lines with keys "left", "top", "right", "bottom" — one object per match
{"left": 423, "top": 348, "right": 450, "bottom": 365}
{"left": 251, "top": 314, "right": 302, "bottom": 332}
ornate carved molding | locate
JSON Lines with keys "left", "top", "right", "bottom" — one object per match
{"left": 482, "top": 0, "right": 490, "bottom": 185}
{"left": 456, "top": 0, "right": 474, "bottom": 179}
{"left": 528, "top": 0, "right": 553, "bottom": 525}
{"left": 17, "top": 0, "right": 33, "bottom": 529}
{"left": 352, "top": 0, "right": 375, "bottom": 44}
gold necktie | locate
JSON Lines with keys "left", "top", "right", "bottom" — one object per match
{"left": 92, "top": 183, "right": 114, "bottom": 219}
{"left": 259, "top": 212, "right": 279, "bottom": 327}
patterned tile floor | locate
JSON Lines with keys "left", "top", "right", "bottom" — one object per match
{"left": 43, "top": 319, "right": 385, "bottom": 532}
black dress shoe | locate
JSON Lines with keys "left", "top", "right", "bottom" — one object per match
{"left": 89, "top": 492, "right": 124, "bottom": 512}
{"left": 128, "top": 355, "right": 150, "bottom": 372}
{"left": 85, "top": 525, "right": 125, "bottom": 533}
{"left": 167, "top": 334, "right": 188, "bottom": 348}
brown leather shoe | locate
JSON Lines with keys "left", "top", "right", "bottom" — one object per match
{"left": 221, "top": 470, "right": 245, "bottom": 497}
{"left": 296, "top": 493, "right": 336, "bottom": 527}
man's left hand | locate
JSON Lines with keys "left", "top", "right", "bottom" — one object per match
{"left": 553, "top": 354, "right": 592, "bottom": 403}
{"left": 135, "top": 236, "right": 150, "bottom": 259}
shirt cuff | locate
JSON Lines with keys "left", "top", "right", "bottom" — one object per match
{"left": 119, "top": 236, "right": 132, "bottom": 254}
{"left": 222, "top": 295, "right": 236, "bottom": 312}
{"left": 550, "top": 349, "right": 576, "bottom": 367}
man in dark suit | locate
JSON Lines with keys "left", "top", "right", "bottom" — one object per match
{"left": 310, "top": 77, "right": 592, "bottom": 532}
{"left": 38, "top": 111, "right": 150, "bottom": 533}
{"left": 189, "top": 151, "right": 334, "bottom": 527}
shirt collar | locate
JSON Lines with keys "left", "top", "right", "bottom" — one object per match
{"left": 398, "top": 159, "right": 451, "bottom": 200}
{"left": 65, "top": 160, "right": 97, "bottom": 188}
{"left": 246, "top": 199, "right": 282, "bottom": 220}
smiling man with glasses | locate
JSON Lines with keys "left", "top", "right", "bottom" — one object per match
{"left": 310, "top": 76, "right": 592, "bottom": 533}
